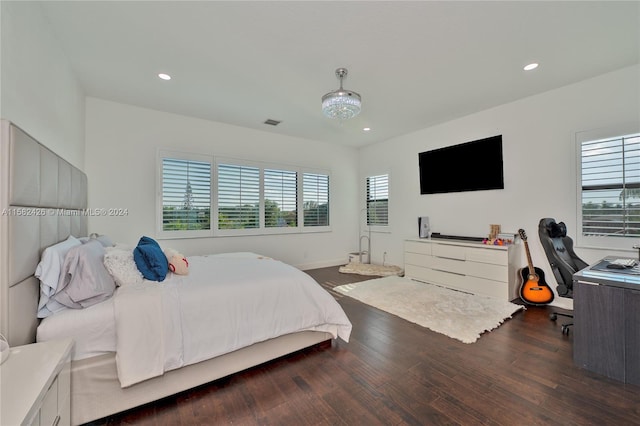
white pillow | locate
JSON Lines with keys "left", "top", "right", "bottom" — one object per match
{"left": 35, "top": 235, "right": 82, "bottom": 318}
{"left": 89, "top": 233, "right": 114, "bottom": 247}
{"left": 103, "top": 245, "right": 144, "bottom": 287}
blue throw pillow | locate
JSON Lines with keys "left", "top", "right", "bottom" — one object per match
{"left": 133, "top": 236, "right": 168, "bottom": 282}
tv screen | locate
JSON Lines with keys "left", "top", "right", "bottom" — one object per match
{"left": 419, "top": 135, "right": 504, "bottom": 194}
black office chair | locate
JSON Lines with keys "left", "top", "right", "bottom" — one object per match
{"left": 538, "top": 218, "right": 589, "bottom": 334}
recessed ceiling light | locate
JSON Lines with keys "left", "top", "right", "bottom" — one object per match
{"left": 158, "top": 73, "right": 171, "bottom": 80}
{"left": 363, "top": 127, "right": 371, "bottom": 132}
{"left": 523, "top": 63, "right": 539, "bottom": 71}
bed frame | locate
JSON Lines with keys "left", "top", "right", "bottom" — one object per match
{"left": 0, "top": 119, "right": 331, "bottom": 425}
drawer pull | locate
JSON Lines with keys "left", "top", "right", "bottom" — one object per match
{"left": 432, "top": 268, "right": 465, "bottom": 276}
{"left": 52, "top": 414, "right": 61, "bottom": 426}
{"left": 435, "top": 256, "right": 464, "bottom": 262}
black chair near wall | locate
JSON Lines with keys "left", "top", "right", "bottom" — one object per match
{"left": 538, "top": 218, "right": 589, "bottom": 335}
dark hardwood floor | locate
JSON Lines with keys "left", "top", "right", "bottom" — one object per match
{"left": 89, "top": 267, "right": 640, "bottom": 425}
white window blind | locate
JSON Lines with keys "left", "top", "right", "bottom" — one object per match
{"left": 160, "top": 152, "right": 330, "bottom": 236}
{"left": 161, "top": 158, "right": 211, "bottom": 231}
{"left": 264, "top": 168, "right": 298, "bottom": 227}
{"left": 581, "top": 133, "right": 640, "bottom": 239}
{"left": 367, "top": 174, "right": 389, "bottom": 226}
{"left": 217, "top": 163, "right": 260, "bottom": 229}
{"left": 303, "top": 173, "right": 330, "bottom": 227}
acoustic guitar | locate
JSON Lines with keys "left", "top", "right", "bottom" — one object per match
{"left": 517, "top": 229, "right": 554, "bottom": 305}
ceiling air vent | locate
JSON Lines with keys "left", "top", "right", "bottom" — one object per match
{"left": 264, "top": 119, "right": 281, "bottom": 126}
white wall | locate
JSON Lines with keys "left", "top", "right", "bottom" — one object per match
{"left": 359, "top": 65, "right": 640, "bottom": 301}
{"left": 0, "top": 1, "right": 85, "bottom": 168}
{"left": 85, "top": 98, "right": 360, "bottom": 269}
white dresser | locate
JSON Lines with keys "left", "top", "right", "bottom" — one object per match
{"left": 0, "top": 338, "right": 73, "bottom": 426}
{"left": 404, "top": 238, "right": 521, "bottom": 301}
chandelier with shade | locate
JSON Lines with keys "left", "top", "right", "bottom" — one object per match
{"left": 321, "top": 68, "right": 362, "bottom": 120}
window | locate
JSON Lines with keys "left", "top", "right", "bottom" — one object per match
{"left": 366, "top": 174, "right": 389, "bottom": 226}
{"left": 303, "top": 173, "right": 330, "bottom": 226}
{"left": 217, "top": 163, "right": 260, "bottom": 230}
{"left": 160, "top": 155, "right": 211, "bottom": 236}
{"left": 578, "top": 130, "right": 640, "bottom": 249}
{"left": 264, "top": 168, "right": 298, "bottom": 228}
{"left": 159, "top": 151, "right": 330, "bottom": 237}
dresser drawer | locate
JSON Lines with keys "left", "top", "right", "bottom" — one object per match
{"left": 58, "top": 360, "right": 71, "bottom": 426}
{"left": 465, "top": 247, "right": 508, "bottom": 266}
{"left": 404, "top": 240, "right": 432, "bottom": 255}
{"left": 407, "top": 264, "right": 466, "bottom": 288}
{"left": 461, "top": 276, "right": 509, "bottom": 299}
{"left": 464, "top": 261, "right": 508, "bottom": 282}
{"left": 432, "top": 243, "right": 466, "bottom": 260}
{"left": 41, "top": 376, "right": 59, "bottom": 426}
{"left": 404, "top": 252, "right": 422, "bottom": 267}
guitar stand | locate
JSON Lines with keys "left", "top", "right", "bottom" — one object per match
{"left": 549, "top": 312, "right": 573, "bottom": 335}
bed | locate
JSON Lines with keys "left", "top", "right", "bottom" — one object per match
{"left": 0, "top": 120, "right": 352, "bottom": 425}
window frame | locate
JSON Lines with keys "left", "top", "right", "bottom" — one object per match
{"left": 214, "top": 157, "right": 331, "bottom": 236}
{"left": 366, "top": 173, "right": 389, "bottom": 230}
{"left": 157, "top": 149, "right": 214, "bottom": 239}
{"left": 302, "top": 172, "right": 330, "bottom": 228}
{"left": 575, "top": 123, "right": 640, "bottom": 251}
{"left": 156, "top": 150, "right": 331, "bottom": 239}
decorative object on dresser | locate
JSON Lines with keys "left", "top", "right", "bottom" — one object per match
{"left": 418, "top": 216, "right": 430, "bottom": 238}
{"left": 404, "top": 238, "right": 521, "bottom": 301}
{"left": 334, "top": 276, "right": 524, "bottom": 343}
{"left": 517, "top": 229, "right": 554, "bottom": 305}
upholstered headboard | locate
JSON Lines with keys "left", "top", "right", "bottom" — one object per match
{"left": 0, "top": 119, "right": 88, "bottom": 346}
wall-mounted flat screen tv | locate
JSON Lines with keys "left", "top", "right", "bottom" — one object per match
{"left": 419, "top": 135, "right": 503, "bottom": 194}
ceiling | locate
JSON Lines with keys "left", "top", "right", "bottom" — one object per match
{"left": 38, "top": 1, "right": 639, "bottom": 148}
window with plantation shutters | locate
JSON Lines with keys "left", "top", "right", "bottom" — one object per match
{"left": 303, "top": 173, "right": 329, "bottom": 227}
{"left": 217, "top": 163, "right": 260, "bottom": 229}
{"left": 161, "top": 157, "right": 211, "bottom": 232}
{"left": 264, "top": 168, "right": 297, "bottom": 227}
{"left": 579, "top": 132, "right": 640, "bottom": 246}
{"left": 366, "top": 174, "right": 388, "bottom": 226}
{"left": 158, "top": 151, "right": 330, "bottom": 237}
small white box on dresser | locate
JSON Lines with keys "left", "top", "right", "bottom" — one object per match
{"left": 0, "top": 338, "right": 73, "bottom": 426}
{"left": 404, "top": 239, "right": 521, "bottom": 301}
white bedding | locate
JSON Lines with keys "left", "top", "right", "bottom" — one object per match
{"left": 36, "top": 297, "right": 116, "bottom": 360}
{"left": 113, "top": 254, "right": 351, "bottom": 387}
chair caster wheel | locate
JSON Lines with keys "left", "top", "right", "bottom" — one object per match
{"left": 561, "top": 325, "right": 570, "bottom": 335}
{"left": 550, "top": 313, "right": 557, "bottom": 321}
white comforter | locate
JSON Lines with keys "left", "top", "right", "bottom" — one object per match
{"left": 114, "top": 254, "right": 352, "bottom": 387}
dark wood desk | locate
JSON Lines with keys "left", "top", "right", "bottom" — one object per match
{"left": 573, "top": 258, "right": 640, "bottom": 386}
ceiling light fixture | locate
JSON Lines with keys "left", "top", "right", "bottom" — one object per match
{"left": 158, "top": 73, "right": 171, "bottom": 80}
{"left": 321, "top": 68, "right": 361, "bottom": 120}
{"left": 523, "top": 63, "right": 539, "bottom": 71}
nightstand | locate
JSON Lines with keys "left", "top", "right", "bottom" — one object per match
{"left": 0, "top": 338, "right": 73, "bottom": 426}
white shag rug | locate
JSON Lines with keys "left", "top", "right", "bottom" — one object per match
{"left": 338, "top": 262, "right": 404, "bottom": 277}
{"left": 334, "top": 276, "right": 525, "bottom": 344}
